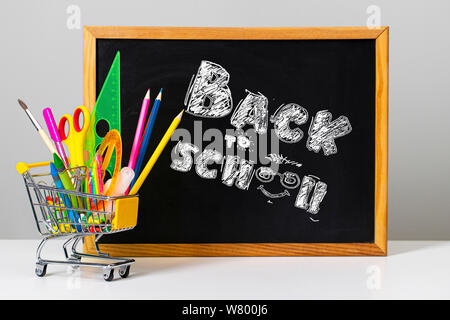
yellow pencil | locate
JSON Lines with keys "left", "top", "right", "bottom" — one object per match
{"left": 129, "top": 110, "right": 184, "bottom": 195}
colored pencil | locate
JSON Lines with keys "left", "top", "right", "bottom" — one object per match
{"left": 127, "top": 89, "right": 150, "bottom": 170}
{"left": 95, "top": 154, "right": 104, "bottom": 194}
{"left": 53, "top": 153, "right": 81, "bottom": 231}
{"left": 130, "top": 89, "right": 163, "bottom": 189}
{"left": 49, "top": 162, "right": 74, "bottom": 232}
{"left": 129, "top": 110, "right": 183, "bottom": 195}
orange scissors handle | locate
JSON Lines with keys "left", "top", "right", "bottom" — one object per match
{"left": 58, "top": 106, "right": 90, "bottom": 167}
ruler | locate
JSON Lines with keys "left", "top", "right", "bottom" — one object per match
{"left": 85, "top": 51, "right": 121, "bottom": 177}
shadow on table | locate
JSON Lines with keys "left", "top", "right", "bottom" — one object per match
{"left": 388, "top": 241, "right": 446, "bottom": 256}
{"left": 121, "top": 242, "right": 447, "bottom": 279}
{"left": 131, "top": 256, "right": 230, "bottom": 278}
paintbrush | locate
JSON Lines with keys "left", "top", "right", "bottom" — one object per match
{"left": 17, "top": 99, "right": 58, "bottom": 155}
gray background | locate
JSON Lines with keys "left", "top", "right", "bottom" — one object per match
{"left": 1, "top": 0, "right": 448, "bottom": 239}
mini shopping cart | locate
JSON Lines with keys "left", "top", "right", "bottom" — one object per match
{"left": 16, "top": 161, "right": 139, "bottom": 281}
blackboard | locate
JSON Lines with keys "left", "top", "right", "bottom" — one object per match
{"left": 84, "top": 27, "right": 388, "bottom": 256}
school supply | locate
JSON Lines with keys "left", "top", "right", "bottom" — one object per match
{"left": 85, "top": 51, "right": 121, "bottom": 175}
{"left": 17, "top": 161, "right": 138, "bottom": 281}
{"left": 103, "top": 167, "right": 135, "bottom": 214}
{"left": 53, "top": 153, "right": 75, "bottom": 190}
{"left": 89, "top": 168, "right": 96, "bottom": 195}
{"left": 86, "top": 155, "right": 106, "bottom": 230}
{"left": 131, "top": 89, "right": 163, "bottom": 189}
{"left": 112, "top": 167, "right": 135, "bottom": 197}
{"left": 43, "top": 108, "right": 70, "bottom": 169}
{"left": 84, "top": 170, "right": 94, "bottom": 209}
{"left": 86, "top": 162, "right": 106, "bottom": 233}
{"left": 53, "top": 153, "right": 82, "bottom": 208}
{"left": 16, "top": 49, "right": 185, "bottom": 277}
{"left": 53, "top": 153, "right": 82, "bottom": 231}
{"left": 129, "top": 110, "right": 183, "bottom": 195}
{"left": 50, "top": 162, "right": 77, "bottom": 232}
{"left": 58, "top": 105, "right": 90, "bottom": 168}
{"left": 128, "top": 89, "right": 150, "bottom": 171}
{"left": 94, "top": 154, "right": 104, "bottom": 194}
{"left": 17, "top": 99, "right": 58, "bottom": 156}
{"left": 15, "top": 51, "right": 152, "bottom": 279}
{"left": 95, "top": 129, "right": 122, "bottom": 196}
{"left": 46, "top": 196, "right": 71, "bottom": 233}
{"left": 103, "top": 179, "right": 112, "bottom": 192}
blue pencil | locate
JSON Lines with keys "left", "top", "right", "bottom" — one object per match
{"left": 130, "top": 89, "right": 163, "bottom": 189}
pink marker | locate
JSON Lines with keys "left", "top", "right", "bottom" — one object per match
{"left": 43, "top": 107, "right": 70, "bottom": 169}
{"left": 95, "top": 154, "right": 104, "bottom": 194}
{"left": 127, "top": 89, "right": 150, "bottom": 170}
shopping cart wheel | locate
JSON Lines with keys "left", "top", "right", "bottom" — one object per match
{"left": 103, "top": 268, "right": 114, "bottom": 282}
{"left": 35, "top": 263, "right": 47, "bottom": 277}
{"left": 119, "top": 266, "right": 130, "bottom": 278}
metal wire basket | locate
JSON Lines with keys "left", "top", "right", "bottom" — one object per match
{"left": 16, "top": 161, "right": 139, "bottom": 281}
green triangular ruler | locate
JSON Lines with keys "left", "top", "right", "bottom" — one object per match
{"left": 85, "top": 51, "right": 121, "bottom": 177}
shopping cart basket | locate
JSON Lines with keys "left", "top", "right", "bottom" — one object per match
{"left": 16, "top": 161, "right": 139, "bottom": 281}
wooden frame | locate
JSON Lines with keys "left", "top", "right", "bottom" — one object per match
{"left": 83, "top": 26, "right": 388, "bottom": 256}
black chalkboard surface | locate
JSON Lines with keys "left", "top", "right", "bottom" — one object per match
{"left": 96, "top": 38, "right": 375, "bottom": 245}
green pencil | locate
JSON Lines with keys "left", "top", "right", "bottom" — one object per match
{"left": 53, "top": 153, "right": 82, "bottom": 210}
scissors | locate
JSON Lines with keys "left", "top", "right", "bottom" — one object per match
{"left": 58, "top": 106, "right": 90, "bottom": 168}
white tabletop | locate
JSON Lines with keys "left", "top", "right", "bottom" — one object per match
{"left": 0, "top": 240, "right": 449, "bottom": 299}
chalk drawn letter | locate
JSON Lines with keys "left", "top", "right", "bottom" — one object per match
{"left": 185, "top": 61, "right": 233, "bottom": 118}
{"left": 235, "top": 159, "right": 255, "bottom": 190}
{"left": 294, "top": 175, "right": 327, "bottom": 214}
{"left": 306, "top": 110, "right": 352, "bottom": 156}
{"left": 195, "top": 149, "right": 223, "bottom": 179}
{"left": 224, "top": 134, "right": 236, "bottom": 148}
{"left": 170, "top": 141, "right": 200, "bottom": 172}
{"left": 295, "top": 175, "right": 315, "bottom": 210}
{"left": 221, "top": 155, "right": 240, "bottom": 187}
{"left": 237, "top": 134, "right": 251, "bottom": 149}
{"left": 230, "top": 91, "right": 268, "bottom": 134}
{"left": 308, "top": 181, "right": 327, "bottom": 214}
{"left": 221, "top": 156, "right": 254, "bottom": 190}
{"left": 271, "top": 103, "right": 308, "bottom": 143}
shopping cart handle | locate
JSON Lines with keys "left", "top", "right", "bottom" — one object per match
{"left": 16, "top": 161, "right": 52, "bottom": 175}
